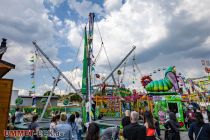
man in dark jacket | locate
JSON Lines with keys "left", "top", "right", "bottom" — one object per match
{"left": 123, "top": 111, "right": 146, "bottom": 140}
{"left": 188, "top": 112, "right": 210, "bottom": 140}
{"left": 121, "top": 110, "right": 131, "bottom": 128}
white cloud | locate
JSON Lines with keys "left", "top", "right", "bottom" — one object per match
{"left": 52, "top": 60, "right": 62, "bottom": 66}
{"left": 0, "top": 0, "right": 60, "bottom": 73}
{"left": 65, "top": 20, "right": 83, "bottom": 48}
{"left": 50, "top": 15, "right": 63, "bottom": 27}
{"left": 66, "top": 58, "right": 73, "bottom": 63}
{"left": 0, "top": 0, "right": 56, "bottom": 44}
{"left": 68, "top": 0, "right": 104, "bottom": 17}
{"left": 175, "top": 0, "right": 210, "bottom": 21}
{"left": 91, "top": 0, "right": 167, "bottom": 66}
{"left": 3, "top": 41, "right": 33, "bottom": 76}
{"left": 49, "top": 0, "right": 65, "bottom": 7}
{"left": 104, "top": 0, "right": 123, "bottom": 13}
{"left": 62, "top": 68, "right": 82, "bottom": 90}
{"left": 67, "top": 0, "right": 167, "bottom": 67}
{"left": 14, "top": 88, "right": 29, "bottom": 96}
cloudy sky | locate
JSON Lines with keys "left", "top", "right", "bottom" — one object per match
{"left": 1, "top": 0, "right": 210, "bottom": 95}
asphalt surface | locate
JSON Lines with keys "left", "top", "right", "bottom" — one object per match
{"left": 160, "top": 130, "right": 189, "bottom": 140}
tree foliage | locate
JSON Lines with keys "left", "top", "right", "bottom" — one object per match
{"left": 15, "top": 97, "right": 23, "bottom": 106}
{"left": 43, "top": 91, "right": 55, "bottom": 96}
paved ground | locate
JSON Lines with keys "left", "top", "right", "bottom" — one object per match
{"left": 160, "top": 131, "right": 189, "bottom": 140}
{"left": 96, "top": 118, "right": 190, "bottom": 140}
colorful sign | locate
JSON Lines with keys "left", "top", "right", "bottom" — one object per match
{"left": 95, "top": 96, "right": 121, "bottom": 117}
{"left": 153, "top": 95, "right": 185, "bottom": 130}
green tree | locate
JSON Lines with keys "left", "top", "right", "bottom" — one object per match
{"left": 15, "top": 97, "right": 23, "bottom": 106}
{"left": 43, "top": 91, "right": 55, "bottom": 96}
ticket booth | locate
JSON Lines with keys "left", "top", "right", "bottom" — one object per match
{"left": 153, "top": 95, "right": 185, "bottom": 130}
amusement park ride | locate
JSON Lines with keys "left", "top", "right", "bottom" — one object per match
{"left": 5, "top": 12, "right": 209, "bottom": 133}
{"left": 29, "top": 13, "right": 210, "bottom": 130}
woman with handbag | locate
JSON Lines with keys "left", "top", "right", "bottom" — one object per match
{"left": 164, "top": 112, "right": 180, "bottom": 140}
{"left": 188, "top": 112, "right": 210, "bottom": 140}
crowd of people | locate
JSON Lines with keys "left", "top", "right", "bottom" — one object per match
{"left": 7, "top": 108, "right": 84, "bottom": 140}
{"left": 7, "top": 103, "right": 210, "bottom": 140}
{"left": 47, "top": 111, "right": 83, "bottom": 140}
{"left": 85, "top": 105, "right": 210, "bottom": 140}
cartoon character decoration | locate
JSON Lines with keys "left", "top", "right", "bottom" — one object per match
{"left": 158, "top": 110, "right": 166, "bottom": 125}
{"left": 154, "top": 101, "right": 167, "bottom": 124}
{"left": 205, "top": 67, "right": 210, "bottom": 73}
{"left": 141, "top": 75, "right": 153, "bottom": 87}
{"left": 142, "top": 66, "right": 180, "bottom": 92}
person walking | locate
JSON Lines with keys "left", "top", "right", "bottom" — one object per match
{"left": 92, "top": 100, "right": 96, "bottom": 121}
{"left": 48, "top": 116, "right": 57, "bottom": 140}
{"left": 144, "top": 111, "right": 156, "bottom": 140}
{"left": 200, "top": 106, "right": 209, "bottom": 123}
{"left": 164, "top": 112, "right": 180, "bottom": 140}
{"left": 187, "top": 105, "right": 196, "bottom": 128}
{"left": 154, "top": 117, "right": 161, "bottom": 139}
{"left": 68, "top": 114, "right": 79, "bottom": 140}
{"left": 28, "top": 114, "right": 40, "bottom": 140}
{"left": 188, "top": 112, "right": 210, "bottom": 140}
{"left": 75, "top": 112, "right": 83, "bottom": 140}
{"left": 86, "top": 100, "right": 90, "bottom": 122}
{"left": 56, "top": 114, "right": 61, "bottom": 124}
{"left": 55, "top": 112, "right": 72, "bottom": 140}
{"left": 123, "top": 111, "right": 146, "bottom": 140}
{"left": 121, "top": 110, "right": 131, "bottom": 128}
{"left": 86, "top": 122, "right": 100, "bottom": 140}
{"left": 14, "top": 107, "right": 24, "bottom": 124}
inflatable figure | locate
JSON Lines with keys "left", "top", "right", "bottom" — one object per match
{"left": 142, "top": 66, "right": 179, "bottom": 92}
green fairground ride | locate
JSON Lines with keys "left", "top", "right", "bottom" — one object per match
{"left": 141, "top": 66, "right": 186, "bottom": 130}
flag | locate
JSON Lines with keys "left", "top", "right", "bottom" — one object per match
{"left": 32, "top": 109, "right": 37, "bottom": 113}
{"left": 92, "top": 66, "right": 95, "bottom": 71}
{"left": 82, "top": 27, "right": 88, "bottom": 95}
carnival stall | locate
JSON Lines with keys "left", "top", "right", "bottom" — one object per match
{"left": 153, "top": 94, "right": 185, "bottom": 129}
{"left": 95, "top": 95, "right": 122, "bottom": 118}
{"left": 141, "top": 66, "right": 186, "bottom": 129}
